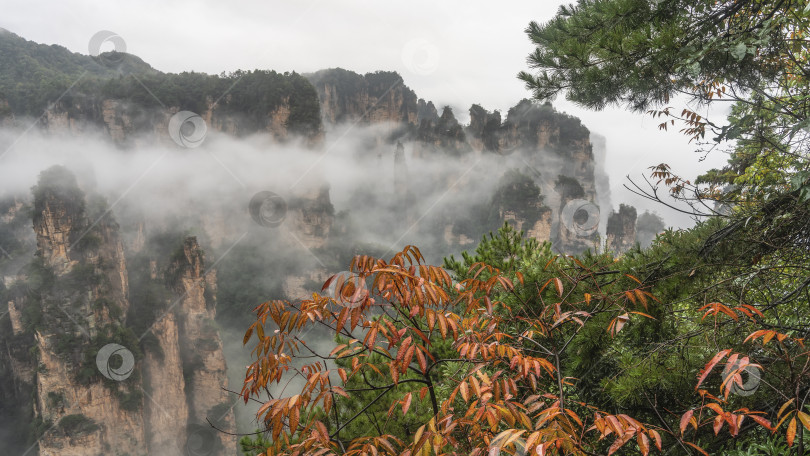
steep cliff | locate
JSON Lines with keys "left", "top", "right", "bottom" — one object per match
{"left": 606, "top": 204, "right": 638, "bottom": 254}
{"left": 28, "top": 166, "right": 147, "bottom": 456}
{"left": 306, "top": 70, "right": 609, "bottom": 252}
{"left": 165, "top": 237, "right": 236, "bottom": 455}
{"left": 0, "top": 29, "right": 322, "bottom": 145}
{"left": 40, "top": 71, "right": 321, "bottom": 147}
{"left": 0, "top": 167, "right": 236, "bottom": 455}
{"left": 412, "top": 106, "right": 470, "bottom": 157}
{"left": 307, "top": 68, "right": 419, "bottom": 125}
{"left": 286, "top": 185, "right": 336, "bottom": 250}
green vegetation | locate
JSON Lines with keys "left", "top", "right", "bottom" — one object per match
{"left": 416, "top": 105, "right": 470, "bottom": 156}
{"left": 467, "top": 99, "right": 590, "bottom": 155}
{"left": 31, "top": 166, "right": 85, "bottom": 227}
{"left": 56, "top": 414, "right": 99, "bottom": 435}
{"left": 307, "top": 68, "right": 418, "bottom": 124}
{"left": 487, "top": 169, "right": 549, "bottom": 232}
{"left": 46, "top": 391, "right": 65, "bottom": 409}
{"left": 0, "top": 29, "right": 322, "bottom": 135}
{"left": 239, "top": 1, "right": 810, "bottom": 453}
{"left": 505, "top": 99, "right": 589, "bottom": 149}
{"left": 100, "top": 70, "right": 321, "bottom": 136}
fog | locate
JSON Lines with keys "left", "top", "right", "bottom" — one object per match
{"left": 0, "top": 2, "right": 737, "bottom": 449}
{"left": 0, "top": 117, "right": 621, "bottom": 433}
{"left": 1, "top": 0, "right": 731, "bottom": 232}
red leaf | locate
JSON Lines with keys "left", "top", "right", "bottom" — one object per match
{"left": 787, "top": 417, "right": 797, "bottom": 446}
{"left": 680, "top": 409, "right": 695, "bottom": 435}
{"left": 554, "top": 278, "right": 564, "bottom": 297}
{"left": 402, "top": 392, "right": 413, "bottom": 415}
{"left": 685, "top": 442, "right": 710, "bottom": 456}
{"left": 696, "top": 349, "right": 731, "bottom": 389}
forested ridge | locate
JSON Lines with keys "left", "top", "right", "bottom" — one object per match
{"left": 0, "top": 28, "right": 321, "bottom": 134}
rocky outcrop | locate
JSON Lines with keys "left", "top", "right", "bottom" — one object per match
{"left": 555, "top": 176, "right": 600, "bottom": 255}
{"left": 166, "top": 237, "right": 236, "bottom": 455}
{"left": 635, "top": 211, "right": 666, "bottom": 249}
{"left": 0, "top": 166, "right": 237, "bottom": 455}
{"left": 606, "top": 204, "right": 638, "bottom": 254}
{"left": 286, "top": 185, "right": 336, "bottom": 250}
{"left": 307, "top": 69, "right": 419, "bottom": 125}
{"left": 412, "top": 106, "right": 470, "bottom": 157}
{"left": 142, "top": 313, "right": 188, "bottom": 455}
{"left": 90, "top": 98, "right": 304, "bottom": 147}
{"left": 30, "top": 167, "right": 148, "bottom": 456}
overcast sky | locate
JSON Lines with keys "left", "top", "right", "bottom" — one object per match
{"left": 3, "top": 0, "right": 731, "bottom": 227}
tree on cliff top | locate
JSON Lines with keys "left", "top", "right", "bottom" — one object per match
{"left": 519, "top": 0, "right": 810, "bottom": 203}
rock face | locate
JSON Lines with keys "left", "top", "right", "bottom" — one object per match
{"left": 28, "top": 167, "right": 149, "bottom": 456}
{"left": 53, "top": 97, "right": 307, "bottom": 148}
{"left": 412, "top": 106, "right": 470, "bottom": 157}
{"left": 307, "top": 69, "right": 419, "bottom": 125}
{"left": 307, "top": 68, "right": 613, "bottom": 253}
{"left": 286, "top": 184, "right": 336, "bottom": 250}
{"left": 606, "top": 204, "right": 638, "bottom": 254}
{"left": 0, "top": 167, "right": 236, "bottom": 455}
{"left": 165, "top": 237, "right": 237, "bottom": 456}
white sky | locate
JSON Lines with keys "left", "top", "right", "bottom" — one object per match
{"left": 2, "top": 0, "right": 731, "bottom": 227}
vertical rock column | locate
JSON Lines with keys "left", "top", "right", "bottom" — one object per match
{"left": 168, "top": 237, "right": 236, "bottom": 454}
